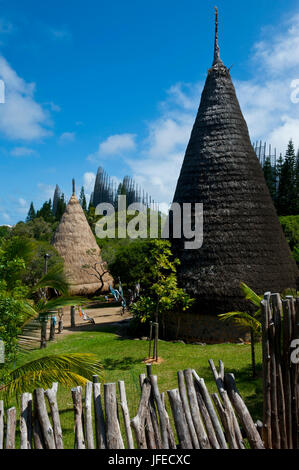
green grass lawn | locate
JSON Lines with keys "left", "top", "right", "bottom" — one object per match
{"left": 8, "top": 325, "right": 263, "bottom": 449}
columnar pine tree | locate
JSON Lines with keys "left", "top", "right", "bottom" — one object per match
{"left": 79, "top": 186, "right": 87, "bottom": 211}
{"left": 277, "top": 140, "right": 297, "bottom": 215}
{"left": 26, "top": 202, "right": 36, "bottom": 222}
{"left": 36, "top": 199, "right": 55, "bottom": 223}
{"left": 55, "top": 194, "right": 67, "bottom": 222}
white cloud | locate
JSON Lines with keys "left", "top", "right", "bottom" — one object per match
{"left": 10, "top": 147, "right": 37, "bottom": 157}
{"left": 18, "top": 198, "right": 27, "bottom": 207}
{"left": 99, "top": 133, "right": 136, "bottom": 155}
{"left": 0, "top": 56, "right": 52, "bottom": 140}
{"left": 83, "top": 172, "right": 96, "bottom": 192}
{"left": 129, "top": 9, "right": 299, "bottom": 205}
{"left": 88, "top": 133, "right": 136, "bottom": 161}
{"left": 253, "top": 14, "right": 299, "bottom": 74}
{"left": 16, "top": 197, "right": 29, "bottom": 215}
{"left": 59, "top": 131, "right": 75, "bottom": 143}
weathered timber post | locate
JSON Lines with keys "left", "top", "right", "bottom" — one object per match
{"left": 104, "top": 383, "right": 124, "bottom": 449}
{"left": 71, "top": 306, "right": 76, "bottom": 328}
{"left": 183, "top": 369, "right": 210, "bottom": 449}
{"left": 167, "top": 389, "right": 192, "bottom": 449}
{"left": 131, "top": 378, "right": 152, "bottom": 449}
{"left": 93, "top": 382, "right": 106, "bottom": 449}
{"left": 0, "top": 400, "right": 3, "bottom": 449}
{"left": 177, "top": 370, "right": 199, "bottom": 449}
{"left": 49, "top": 316, "right": 56, "bottom": 341}
{"left": 45, "top": 383, "right": 64, "bottom": 449}
{"left": 71, "top": 386, "right": 85, "bottom": 449}
{"left": 84, "top": 382, "right": 95, "bottom": 449}
{"left": 118, "top": 380, "right": 134, "bottom": 449}
{"left": 224, "top": 373, "right": 265, "bottom": 449}
{"left": 35, "top": 388, "right": 56, "bottom": 449}
{"left": 20, "top": 393, "right": 33, "bottom": 449}
{"left": 5, "top": 407, "right": 16, "bottom": 449}
{"left": 33, "top": 390, "right": 44, "bottom": 449}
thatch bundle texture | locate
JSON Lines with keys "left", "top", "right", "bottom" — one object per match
{"left": 52, "top": 194, "right": 113, "bottom": 295}
{"left": 171, "top": 23, "right": 298, "bottom": 315}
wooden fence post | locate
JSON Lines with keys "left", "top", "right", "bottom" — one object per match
{"left": 0, "top": 400, "right": 4, "bottom": 449}
{"left": 45, "top": 383, "right": 64, "bottom": 449}
{"left": 193, "top": 370, "right": 227, "bottom": 449}
{"left": 118, "top": 380, "right": 134, "bottom": 449}
{"left": 183, "top": 369, "right": 210, "bottom": 449}
{"left": 104, "top": 383, "right": 124, "bottom": 449}
{"left": 131, "top": 378, "right": 152, "bottom": 449}
{"left": 84, "top": 382, "right": 94, "bottom": 449}
{"left": 93, "top": 382, "right": 106, "bottom": 449}
{"left": 177, "top": 370, "right": 199, "bottom": 448}
{"left": 149, "top": 375, "right": 169, "bottom": 449}
{"left": 224, "top": 373, "right": 265, "bottom": 449}
{"left": 5, "top": 407, "right": 16, "bottom": 449}
{"left": 35, "top": 388, "right": 56, "bottom": 449}
{"left": 20, "top": 393, "right": 33, "bottom": 449}
{"left": 71, "top": 386, "right": 85, "bottom": 449}
{"left": 167, "top": 389, "right": 192, "bottom": 449}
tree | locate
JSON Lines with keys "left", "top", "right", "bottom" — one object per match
{"left": 219, "top": 283, "right": 262, "bottom": 378}
{"left": 82, "top": 248, "right": 109, "bottom": 294}
{"left": 280, "top": 215, "right": 299, "bottom": 265}
{"left": 0, "top": 237, "right": 103, "bottom": 396}
{"left": 128, "top": 240, "right": 194, "bottom": 339}
{"left": 26, "top": 202, "right": 36, "bottom": 222}
{"left": 36, "top": 199, "right": 55, "bottom": 223}
{"left": 277, "top": 140, "right": 297, "bottom": 215}
{"left": 55, "top": 194, "right": 67, "bottom": 222}
{"left": 263, "top": 157, "right": 277, "bottom": 203}
{"left": 79, "top": 186, "right": 87, "bottom": 211}
{"left": 12, "top": 218, "right": 55, "bottom": 242}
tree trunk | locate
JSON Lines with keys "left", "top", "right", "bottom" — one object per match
{"left": 40, "top": 321, "right": 47, "bottom": 349}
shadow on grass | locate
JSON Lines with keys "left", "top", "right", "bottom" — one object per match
{"left": 102, "top": 356, "right": 143, "bottom": 371}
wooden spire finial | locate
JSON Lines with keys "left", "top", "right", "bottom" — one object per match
{"left": 72, "top": 178, "right": 76, "bottom": 196}
{"left": 213, "top": 6, "right": 221, "bottom": 65}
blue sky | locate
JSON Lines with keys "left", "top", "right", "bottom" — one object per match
{"left": 0, "top": 0, "right": 299, "bottom": 224}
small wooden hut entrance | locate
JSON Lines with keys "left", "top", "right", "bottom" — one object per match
{"left": 52, "top": 181, "right": 113, "bottom": 296}
{"left": 170, "top": 9, "right": 298, "bottom": 340}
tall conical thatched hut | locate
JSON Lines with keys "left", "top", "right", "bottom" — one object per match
{"left": 171, "top": 9, "right": 298, "bottom": 320}
{"left": 52, "top": 181, "right": 113, "bottom": 295}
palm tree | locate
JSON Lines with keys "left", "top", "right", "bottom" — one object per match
{"left": 0, "top": 353, "right": 103, "bottom": 397}
{"left": 218, "top": 283, "right": 262, "bottom": 378}
{"left": 0, "top": 239, "right": 103, "bottom": 397}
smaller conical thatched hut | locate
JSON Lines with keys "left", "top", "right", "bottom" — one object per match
{"left": 52, "top": 180, "right": 113, "bottom": 295}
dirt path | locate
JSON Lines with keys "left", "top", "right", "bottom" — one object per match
{"left": 50, "top": 305, "right": 132, "bottom": 339}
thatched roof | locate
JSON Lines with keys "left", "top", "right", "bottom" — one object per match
{"left": 171, "top": 9, "right": 299, "bottom": 315}
{"left": 52, "top": 185, "right": 113, "bottom": 295}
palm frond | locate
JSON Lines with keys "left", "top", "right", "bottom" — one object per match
{"left": 1, "top": 353, "right": 103, "bottom": 396}
{"left": 37, "top": 296, "right": 91, "bottom": 314}
{"left": 240, "top": 282, "right": 262, "bottom": 308}
{"left": 30, "top": 265, "right": 69, "bottom": 295}
{"left": 219, "top": 311, "right": 261, "bottom": 333}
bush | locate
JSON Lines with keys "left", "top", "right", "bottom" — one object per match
{"left": 280, "top": 215, "right": 299, "bottom": 264}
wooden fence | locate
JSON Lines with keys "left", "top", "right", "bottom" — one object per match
{"left": 0, "top": 360, "right": 265, "bottom": 449}
{"left": 1, "top": 291, "right": 297, "bottom": 450}
{"left": 261, "top": 293, "right": 299, "bottom": 449}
